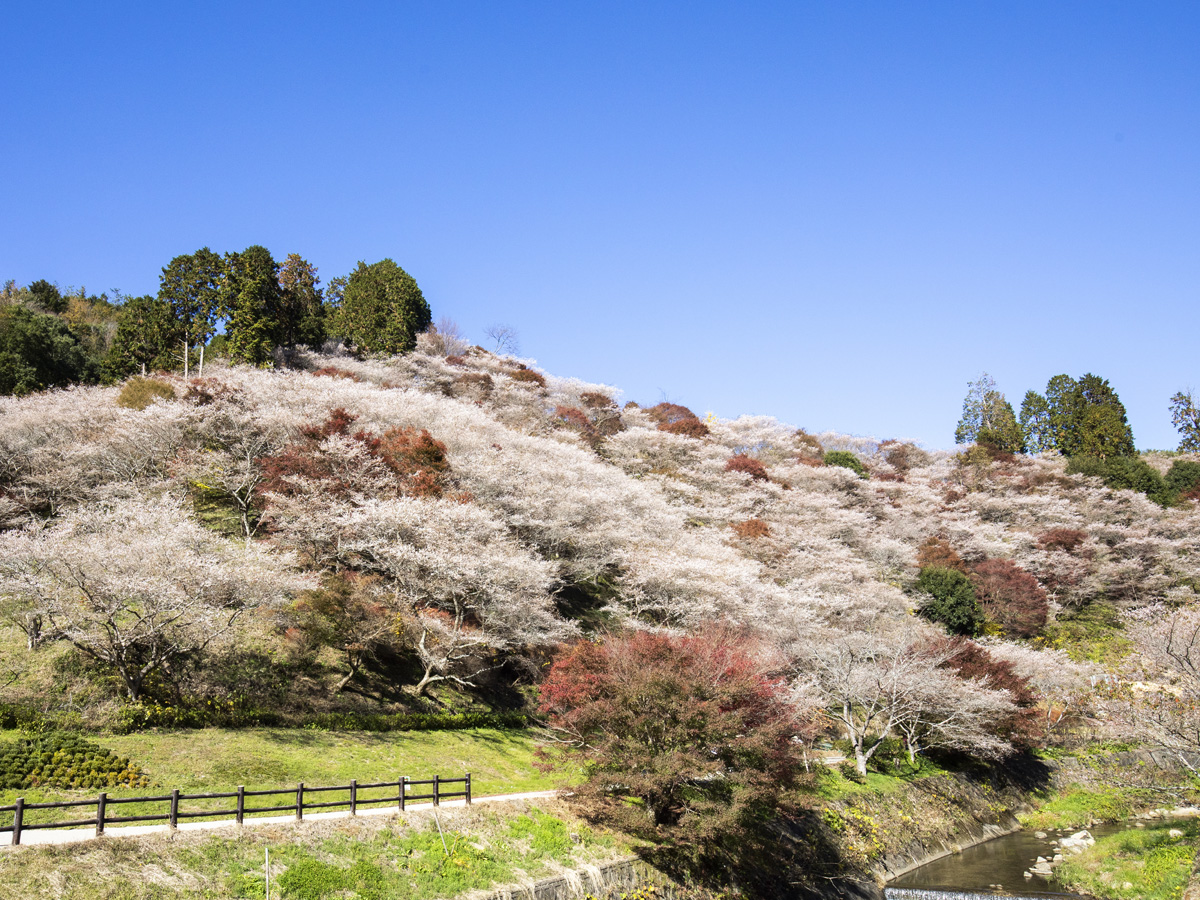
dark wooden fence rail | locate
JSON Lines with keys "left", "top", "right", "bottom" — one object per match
{"left": 0, "top": 773, "right": 470, "bottom": 846}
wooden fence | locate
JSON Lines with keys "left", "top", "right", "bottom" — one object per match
{"left": 0, "top": 773, "right": 470, "bottom": 846}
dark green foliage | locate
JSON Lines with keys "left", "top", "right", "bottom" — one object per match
{"left": 219, "top": 245, "right": 282, "bottom": 366}
{"left": 103, "top": 294, "right": 180, "bottom": 379}
{"left": 158, "top": 247, "right": 223, "bottom": 369}
{"left": 1066, "top": 455, "right": 1174, "bottom": 506}
{"left": 328, "top": 259, "right": 431, "bottom": 354}
{"left": 277, "top": 253, "right": 327, "bottom": 352}
{"left": 823, "top": 450, "right": 867, "bottom": 478}
{"left": 27, "top": 279, "right": 66, "bottom": 313}
{"left": 1019, "top": 390, "right": 1054, "bottom": 453}
{"left": 1165, "top": 460, "right": 1200, "bottom": 496}
{"left": 0, "top": 306, "right": 96, "bottom": 395}
{"left": 1039, "top": 373, "right": 1135, "bottom": 457}
{"left": 113, "top": 700, "right": 528, "bottom": 734}
{"left": 915, "top": 566, "right": 983, "bottom": 636}
{"left": 0, "top": 732, "right": 148, "bottom": 791}
{"left": 115, "top": 376, "right": 176, "bottom": 410}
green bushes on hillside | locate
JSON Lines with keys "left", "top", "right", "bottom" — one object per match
{"left": 823, "top": 450, "right": 867, "bottom": 478}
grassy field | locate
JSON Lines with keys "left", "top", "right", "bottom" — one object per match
{"left": 0, "top": 726, "right": 560, "bottom": 831}
{"left": 0, "top": 797, "right": 633, "bottom": 899}
{"left": 1018, "top": 785, "right": 1139, "bottom": 831}
{"left": 1056, "top": 819, "right": 1198, "bottom": 900}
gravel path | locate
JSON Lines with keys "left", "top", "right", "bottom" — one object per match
{"left": 3, "top": 790, "right": 558, "bottom": 848}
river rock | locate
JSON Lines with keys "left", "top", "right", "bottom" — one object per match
{"left": 1170, "top": 828, "right": 1184, "bottom": 838}
{"left": 1034, "top": 830, "right": 1047, "bottom": 839}
{"left": 1059, "top": 829, "right": 1095, "bottom": 854}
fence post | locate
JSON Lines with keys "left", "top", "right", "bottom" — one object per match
{"left": 96, "top": 792, "right": 107, "bottom": 836}
{"left": 350, "top": 779, "right": 357, "bottom": 817}
{"left": 434, "top": 774, "right": 440, "bottom": 807}
{"left": 169, "top": 789, "right": 180, "bottom": 829}
{"left": 12, "top": 797, "right": 23, "bottom": 846}
{"left": 296, "top": 783, "right": 304, "bottom": 821}
{"left": 236, "top": 786, "right": 245, "bottom": 825}
{"left": 400, "top": 776, "right": 408, "bottom": 812}
{"left": 465, "top": 773, "right": 471, "bottom": 806}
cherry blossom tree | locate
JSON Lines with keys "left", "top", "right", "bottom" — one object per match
{"left": 0, "top": 496, "right": 305, "bottom": 701}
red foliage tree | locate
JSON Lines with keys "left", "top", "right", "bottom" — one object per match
{"left": 935, "top": 636, "right": 1040, "bottom": 748}
{"left": 731, "top": 518, "right": 771, "bottom": 539}
{"left": 1037, "top": 528, "right": 1087, "bottom": 554}
{"left": 916, "top": 536, "right": 967, "bottom": 573}
{"left": 258, "top": 409, "right": 451, "bottom": 501}
{"left": 970, "top": 558, "right": 1048, "bottom": 638}
{"left": 376, "top": 426, "right": 450, "bottom": 498}
{"left": 645, "top": 402, "right": 710, "bottom": 439}
{"left": 539, "top": 628, "right": 805, "bottom": 869}
{"left": 724, "top": 454, "right": 769, "bottom": 481}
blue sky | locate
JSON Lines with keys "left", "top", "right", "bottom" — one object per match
{"left": 3, "top": 2, "right": 1197, "bottom": 449}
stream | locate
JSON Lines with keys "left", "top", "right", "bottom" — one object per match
{"left": 885, "top": 823, "right": 1129, "bottom": 899}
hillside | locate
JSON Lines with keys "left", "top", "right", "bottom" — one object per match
{"left": 1, "top": 337, "right": 1198, "bottom": 735}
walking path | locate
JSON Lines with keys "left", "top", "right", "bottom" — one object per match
{"left": 3, "top": 790, "right": 558, "bottom": 849}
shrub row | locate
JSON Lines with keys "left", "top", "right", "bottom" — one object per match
{"left": 0, "top": 731, "right": 148, "bottom": 791}
{"left": 114, "top": 702, "right": 530, "bottom": 734}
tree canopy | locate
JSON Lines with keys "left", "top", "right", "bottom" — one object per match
{"left": 328, "top": 259, "right": 431, "bottom": 354}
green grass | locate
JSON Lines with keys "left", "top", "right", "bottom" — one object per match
{"left": 811, "top": 756, "right": 952, "bottom": 800}
{"left": 1039, "top": 601, "right": 1133, "bottom": 665}
{"left": 1019, "top": 785, "right": 1136, "bottom": 831}
{"left": 1056, "top": 819, "right": 1198, "bottom": 900}
{"left": 0, "top": 727, "right": 558, "bottom": 830}
{"left": 0, "top": 800, "right": 630, "bottom": 899}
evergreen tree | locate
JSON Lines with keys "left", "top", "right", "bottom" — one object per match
{"left": 27, "top": 279, "right": 66, "bottom": 314}
{"left": 1038, "top": 373, "right": 1135, "bottom": 457}
{"left": 1019, "top": 390, "right": 1054, "bottom": 453}
{"left": 0, "top": 306, "right": 95, "bottom": 395}
{"left": 158, "top": 248, "right": 223, "bottom": 376}
{"left": 277, "top": 253, "right": 326, "bottom": 352}
{"left": 103, "top": 295, "right": 180, "bottom": 379}
{"left": 219, "top": 245, "right": 281, "bottom": 366}
{"left": 328, "top": 259, "right": 431, "bottom": 354}
{"left": 915, "top": 566, "right": 983, "bottom": 636}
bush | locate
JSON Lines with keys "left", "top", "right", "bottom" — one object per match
{"left": 377, "top": 426, "right": 450, "bottom": 498}
{"left": 1165, "top": 460, "right": 1200, "bottom": 496}
{"left": 970, "top": 558, "right": 1048, "bottom": 638}
{"left": 731, "top": 518, "right": 771, "bottom": 539}
{"left": 823, "top": 451, "right": 867, "bottom": 479}
{"left": 724, "top": 454, "right": 769, "bottom": 481}
{"left": 1066, "top": 454, "right": 1174, "bottom": 506}
{"left": 661, "top": 418, "right": 710, "bottom": 438}
{"left": 916, "top": 536, "right": 967, "bottom": 573}
{"left": 0, "top": 732, "right": 148, "bottom": 790}
{"left": 114, "top": 701, "right": 529, "bottom": 734}
{"left": 646, "top": 402, "right": 710, "bottom": 439}
{"left": 116, "top": 376, "right": 176, "bottom": 410}
{"left": 509, "top": 367, "right": 546, "bottom": 388}
{"left": 915, "top": 567, "right": 983, "bottom": 636}
{"left": 1037, "top": 528, "right": 1088, "bottom": 554}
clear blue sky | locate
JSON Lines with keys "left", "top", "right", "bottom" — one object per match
{"left": 3, "top": 2, "right": 1197, "bottom": 449}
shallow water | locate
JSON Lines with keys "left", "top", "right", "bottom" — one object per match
{"left": 887, "top": 823, "right": 1127, "bottom": 897}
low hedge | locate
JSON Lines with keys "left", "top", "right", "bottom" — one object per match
{"left": 114, "top": 701, "right": 530, "bottom": 734}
